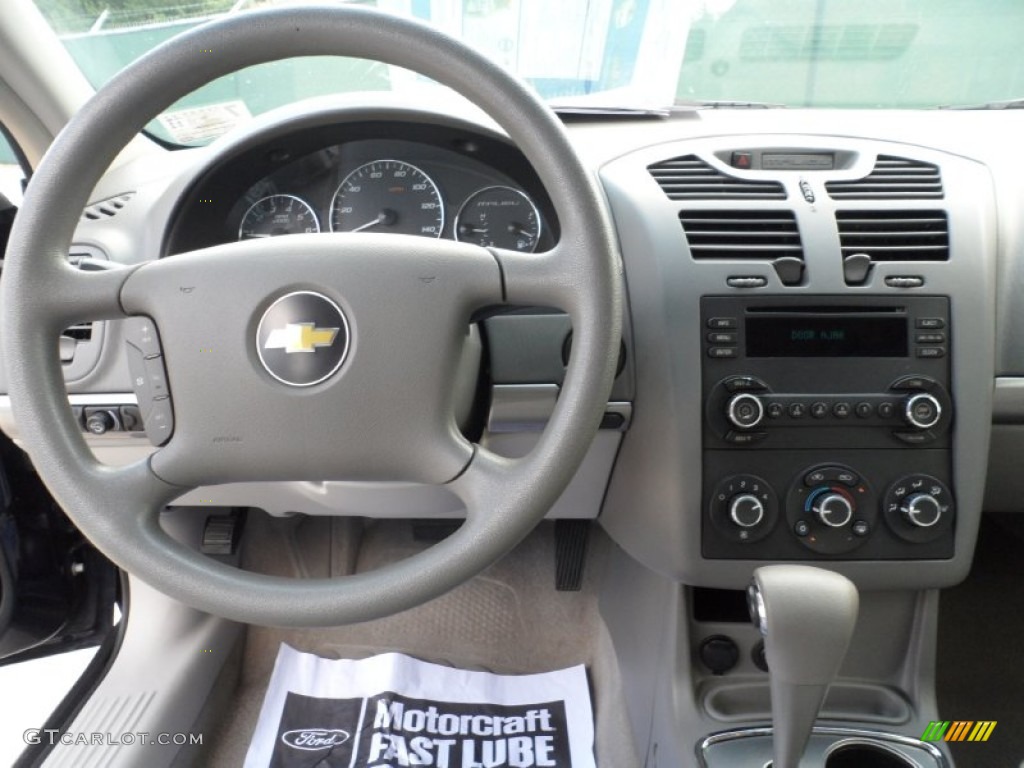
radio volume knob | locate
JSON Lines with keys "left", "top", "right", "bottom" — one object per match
{"left": 726, "top": 393, "right": 765, "bottom": 429}
{"left": 729, "top": 494, "right": 765, "bottom": 529}
{"left": 901, "top": 493, "right": 943, "bottom": 528}
{"left": 903, "top": 393, "right": 942, "bottom": 430}
{"left": 813, "top": 493, "right": 854, "bottom": 528}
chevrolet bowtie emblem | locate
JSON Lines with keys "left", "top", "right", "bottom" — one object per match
{"left": 264, "top": 323, "right": 339, "bottom": 354}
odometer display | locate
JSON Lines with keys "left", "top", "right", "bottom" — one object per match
{"left": 329, "top": 159, "right": 444, "bottom": 238}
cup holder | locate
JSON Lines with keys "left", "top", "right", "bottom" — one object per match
{"left": 825, "top": 742, "right": 917, "bottom": 768}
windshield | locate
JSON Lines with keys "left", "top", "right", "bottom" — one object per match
{"left": 31, "top": 0, "right": 1024, "bottom": 144}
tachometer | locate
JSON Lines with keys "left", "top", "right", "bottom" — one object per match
{"left": 455, "top": 186, "right": 541, "bottom": 252}
{"left": 238, "top": 194, "right": 320, "bottom": 240}
{"left": 330, "top": 159, "right": 444, "bottom": 238}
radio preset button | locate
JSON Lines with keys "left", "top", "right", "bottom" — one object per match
{"left": 878, "top": 402, "right": 896, "bottom": 419}
{"left": 788, "top": 403, "right": 806, "bottom": 419}
{"left": 767, "top": 402, "right": 784, "bottom": 419}
{"left": 810, "top": 402, "right": 829, "bottom": 419}
{"left": 855, "top": 402, "right": 873, "bottom": 419}
{"left": 833, "top": 402, "right": 851, "bottom": 418}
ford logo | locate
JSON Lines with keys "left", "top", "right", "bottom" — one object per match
{"left": 281, "top": 728, "right": 351, "bottom": 751}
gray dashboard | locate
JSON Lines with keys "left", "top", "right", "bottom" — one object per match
{"left": 2, "top": 100, "right": 1024, "bottom": 591}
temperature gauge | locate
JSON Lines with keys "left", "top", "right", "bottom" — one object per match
{"left": 455, "top": 186, "right": 541, "bottom": 252}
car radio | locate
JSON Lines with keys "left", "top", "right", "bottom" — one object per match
{"left": 701, "top": 295, "right": 954, "bottom": 560}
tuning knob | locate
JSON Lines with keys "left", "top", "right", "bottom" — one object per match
{"left": 901, "top": 493, "right": 943, "bottom": 528}
{"left": 903, "top": 393, "right": 942, "bottom": 430}
{"left": 729, "top": 494, "right": 765, "bottom": 529}
{"left": 727, "top": 393, "right": 764, "bottom": 429}
{"left": 812, "top": 493, "right": 854, "bottom": 529}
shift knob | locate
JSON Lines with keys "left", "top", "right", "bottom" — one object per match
{"left": 749, "top": 565, "right": 859, "bottom": 768}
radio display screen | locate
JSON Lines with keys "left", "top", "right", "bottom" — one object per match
{"left": 746, "top": 315, "right": 908, "bottom": 357}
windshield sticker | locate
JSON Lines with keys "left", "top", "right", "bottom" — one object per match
{"left": 156, "top": 100, "right": 252, "bottom": 144}
{"left": 244, "top": 645, "right": 596, "bottom": 768}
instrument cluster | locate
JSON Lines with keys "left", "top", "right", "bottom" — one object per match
{"left": 164, "top": 124, "right": 556, "bottom": 256}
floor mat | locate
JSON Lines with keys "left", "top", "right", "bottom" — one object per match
{"left": 201, "top": 516, "right": 638, "bottom": 767}
{"left": 936, "top": 514, "right": 1024, "bottom": 768}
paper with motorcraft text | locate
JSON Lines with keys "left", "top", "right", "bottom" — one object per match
{"left": 244, "top": 644, "right": 596, "bottom": 768}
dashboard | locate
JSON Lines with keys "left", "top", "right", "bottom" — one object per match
{"left": 3, "top": 98, "right": 1024, "bottom": 595}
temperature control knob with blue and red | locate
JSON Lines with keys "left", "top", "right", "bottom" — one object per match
{"left": 787, "top": 465, "right": 876, "bottom": 554}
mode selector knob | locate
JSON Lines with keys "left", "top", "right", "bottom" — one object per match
{"left": 729, "top": 494, "right": 765, "bottom": 529}
{"left": 813, "top": 493, "right": 854, "bottom": 528}
{"left": 726, "top": 393, "right": 765, "bottom": 430}
{"left": 903, "top": 393, "right": 942, "bottom": 430}
{"left": 901, "top": 493, "right": 943, "bottom": 528}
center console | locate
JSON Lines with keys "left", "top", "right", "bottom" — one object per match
{"left": 701, "top": 295, "right": 954, "bottom": 561}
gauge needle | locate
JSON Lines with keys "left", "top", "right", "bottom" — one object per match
{"left": 350, "top": 213, "right": 388, "bottom": 233}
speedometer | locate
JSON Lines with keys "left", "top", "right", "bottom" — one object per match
{"left": 329, "top": 159, "right": 444, "bottom": 238}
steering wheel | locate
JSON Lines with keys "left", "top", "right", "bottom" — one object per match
{"left": 0, "top": 6, "right": 621, "bottom": 627}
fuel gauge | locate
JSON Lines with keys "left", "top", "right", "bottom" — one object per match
{"left": 455, "top": 186, "right": 541, "bottom": 252}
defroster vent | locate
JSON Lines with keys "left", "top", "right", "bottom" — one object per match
{"left": 826, "top": 155, "right": 943, "bottom": 200}
{"left": 649, "top": 155, "right": 786, "bottom": 200}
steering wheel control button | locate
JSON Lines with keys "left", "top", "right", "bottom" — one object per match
{"left": 145, "top": 397, "right": 174, "bottom": 446}
{"left": 787, "top": 465, "right": 875, "bottom": 554}
{"left": 256, "top": 291, "right": 350, "bottom": 387}
{"left": 883, "top": 475, "right": 954, "bottom": 543}
{"left": 727, "top": 393, "right": 764, "bottom": 429}
{"left": 709, "top": 475, "right": 778, "bottom": 544}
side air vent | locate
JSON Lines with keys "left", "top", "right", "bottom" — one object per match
{"left": 836, "top": 210, "right": 949, "bottom": 261}
{"left": 680, "top": 210, "right": 802, "bottom": 260}
{"left": 649, "top": 156, "right": 786, "bottom": 200}
{"left": 81, "top": 192, "right": 135, "bottom": 222}
{"left": 826, "top": 156, "right": 943, "bottom": 200}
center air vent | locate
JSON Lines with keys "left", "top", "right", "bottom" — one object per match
{"left": 836, "top": 210, "right": 949, "bottom": 261}
{"left": 649, "top": 156, "right": 786, "bottom": 200}
{"left": 826, "top": 156, "right": 943, "bottom": 200}
{"left": 680, "top": 210, "right": 802, "bottom": 260}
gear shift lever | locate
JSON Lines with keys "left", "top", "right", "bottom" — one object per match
{"left": 748, "top": 565, "right": 859, "bottom": 768}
